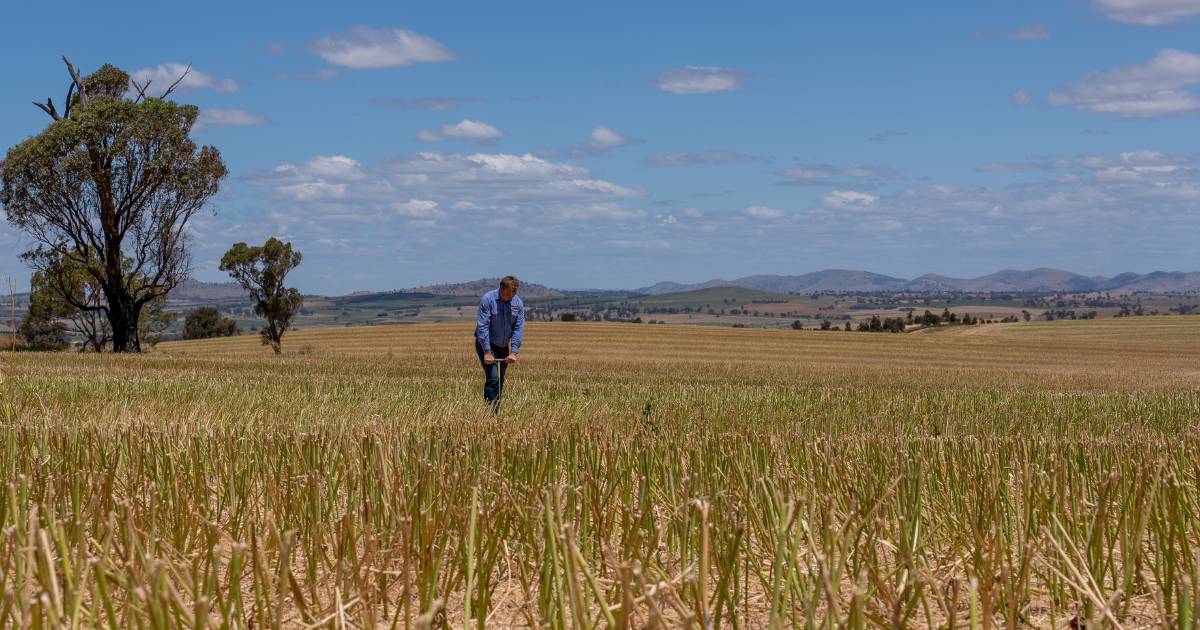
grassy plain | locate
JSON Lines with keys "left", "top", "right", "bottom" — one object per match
{"left": 1, "top": 317, "right": 1198, "bottom": 627}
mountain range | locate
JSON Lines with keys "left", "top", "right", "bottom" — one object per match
{"left": 634, "top": 268, "right": 1200, "bottom": 294}
{"left": 163, "top": 268, "right": 1200, "bottom": 305}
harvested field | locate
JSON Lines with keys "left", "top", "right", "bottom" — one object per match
{"left": 1, "top": 317, "right": 1198, "bottom": 627}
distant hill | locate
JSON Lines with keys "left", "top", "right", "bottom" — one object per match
{"left": 738, "top": 270, "right": 908, "bottom": 293}
{"left": 637, "top": 279, "right": 732, "bottom": 294}
{"left": 639, "top": 268, "right": 1200, "bottom": 294}
{"left": 399, "top": 278, "right": 562, "bottom": 298}
{"left": 170, "top": 279, "right": 248, "bottom": 302}
{"left": 636, "top": 270, "right": 908, "bottom": 294}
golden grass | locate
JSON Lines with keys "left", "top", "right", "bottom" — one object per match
{"left": 1, "top": 318, "right": 1198, "bottom": 628}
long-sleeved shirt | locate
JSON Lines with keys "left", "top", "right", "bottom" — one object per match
{"left": 475, "top": 289, "right": 525, "bottom": 353}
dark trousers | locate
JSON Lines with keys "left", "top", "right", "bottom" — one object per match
{"left": 474, "top": 340, "right": 510, "bottom": 408}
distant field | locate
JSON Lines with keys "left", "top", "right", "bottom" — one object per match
{"left": 2, "top": 318, "right": 1198, "bottom": 627}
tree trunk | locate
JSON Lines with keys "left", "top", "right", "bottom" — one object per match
{"left": 268, "top": 320, "right": 282, "bottom": 354}
{"left": 105, "top": 288, "right": 142, "bottom": 353}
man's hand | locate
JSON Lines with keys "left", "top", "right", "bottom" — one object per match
{"left": 483, "top": 352, "right": 496, "bottom": 365}
{"left": 502, "top": 354, "right": 518, "bottom": 364}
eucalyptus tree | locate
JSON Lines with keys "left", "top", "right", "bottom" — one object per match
{"left": 0, "top": 59, "right": 226, "bottom": 351}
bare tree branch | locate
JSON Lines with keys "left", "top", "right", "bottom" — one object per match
{"left": 160, "top": 64, "right": 191, "bottom": 99}
{"left": 33, "top": 98, "right": 59, "bottom": 120}
{"left": 130, "top": 79, "right": 152, "bottom": 104}
{"left": 63, "top": 81, "right": 75, "bottom": 119}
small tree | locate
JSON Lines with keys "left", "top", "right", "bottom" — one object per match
{"left": 19, "top": 285, "right": 69, "bottom": 351}
{"left": 220, "top": 238, "right": 303, "bottom": 354}
{"left": 29, "top": 257, "right": 110, "bottom": 351}
{"left": 138, "top": 294, "right": 175, "bottom": 348}
{"left": 184, "top": 306, "right": 240, "bottom": 339}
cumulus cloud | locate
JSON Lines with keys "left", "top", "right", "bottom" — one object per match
{"left": 654, "top": 66, "right": 747, "bottom": 94}
{"left": 393, "top": 199, "right": 442, "bottom": 218}
{"left": 643, "top": 151, "right": 762, "bottom": 166}
{"left": 586, "top": 126, "right": 630, "bottom": 152}
{"left": 246, "top": 152, "right": 644, "bottom": 217}
{"left": 745, "top": 205, "right": 786, "bottom": 220}
{"left": 370, "top": 96, "right": 484, "bottom": 110}
{"left": 417, "top": 119, "right": 506, "bottom": 143}
{"left": 194, "top": 108, "right": 268, "bottom": 132}
{"left": 311, "top": 27, "right": 456, "bottom": 69}
{"left": 820, "top": 190, "right": 879, "bottom": 209}
{"left": 1092, "top": 0, "right": 1200, "bottom": 25}
{"left": 1048, "top": 48, "right": 1200, "bottom": 117}
{"left": 1011, "top": 89, "right": 1033, "bottom": 106}
{"left": 305, "top": 156, "right": 369, "bottom": 180}
{"left": 808, "top": 149, "right": 1200, "bottom": 242}
{"left": 538, "top": 126, "right": 634, "bottom": 157}
{"left": 130, "top": 63, "right": 238, "bottom": 93}
{"left": 777, "top": 163, "right": 901, "bottom": 186}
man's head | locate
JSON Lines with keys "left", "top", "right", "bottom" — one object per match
{"left": 499, "top": 275, "right": 520, "bottom": 301}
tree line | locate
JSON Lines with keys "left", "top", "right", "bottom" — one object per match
{"left": 2, "top": 60, "right": 303, "bottom": 354}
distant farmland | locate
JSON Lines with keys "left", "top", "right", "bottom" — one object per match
{"left": 2, "top": 318, "right": 1198, "bottom": 627}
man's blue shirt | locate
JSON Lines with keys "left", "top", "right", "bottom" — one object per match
{"left": 476, "top": 289, "right": 525, "bottom": 353}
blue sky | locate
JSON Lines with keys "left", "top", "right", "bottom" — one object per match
{"left": 3, "top": 0, "right": 1200, "bottom": 292}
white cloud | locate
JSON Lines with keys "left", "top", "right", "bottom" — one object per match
{"left": 276, "top": 181, "right": 349, "bottom": 202}
{"left": 130, "top": 63, "right": 238, "bottom": 93}
{"left": 1007, "top": 22, "right": 1050, "bottom": 39}
{"left": 821, "top": 190, "right": 879, "bottom": 209}
{"left": 247, "top": 151, "right": 643, "bottom": 211}
{"left": 558, "top": 204, "right": 647, "bottom": 221}
{"left": 311, "top": 27, "right": 456, "bottom": 69}
{"left": 417, "top": 119, "right": 506, "bottom": 143}
{"left": 1092, "top": 0, "right": 1200, "bottom": 25}
{"left": 1011, "top": 89, "right": 1033, "bottom": 106}
{"left": 777, "top": 163, "right": 901, "bottom": 186}
{"left": 1048, "top": 48, "right": 1200, "bottom": 117}
{"left": 394, "top": 199, "right": 442, "bottom": 218}
{"left": 305, "top": 156, "right": 369, "bottom": 181}
{"left": 654, "top": 66, "right": 746, "bottom": 94}
{"left": 194, "top": 108, "right": 268, "bottom": 132}
{"left": 745, "top": 205, "right": 786, "bottom": 220}
{"left": 586, "top": 126, "right": 630, "bottom": 152}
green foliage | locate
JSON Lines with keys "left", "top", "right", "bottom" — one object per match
{"left": 17, "top": 313, "right": 67, "bottom": 351}
{"left": 184, "top": 306, "right": 240, "bottom": 340}
{"left": 138, "top": 295, "right": 175, "bottom": 348}
{"left": 29, "top": 255, "right": 110, "bottom": 351}
{"left": 220, "top": 237, "right": 303, "bottom": 354}
{"left": 0, "top": 60, "right": 227, "bottom": 352}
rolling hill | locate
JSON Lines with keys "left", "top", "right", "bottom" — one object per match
{"left": 639, "top": 268, "right": 1200, "bottom": 294}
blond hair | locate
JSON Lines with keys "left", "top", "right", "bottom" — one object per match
{"left": 499, "top": 276, "right": 520, "bottom": 292}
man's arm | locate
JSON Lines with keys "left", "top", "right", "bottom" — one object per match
{"left": 511, "top": 301, "right": 525, "bottom": 354}
{"left": 476, "top": 295, "right": 492, "bottom": 349}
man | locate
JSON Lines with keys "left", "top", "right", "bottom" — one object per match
{"left": 475, "top": 276, "right": 525, "bottom": 409}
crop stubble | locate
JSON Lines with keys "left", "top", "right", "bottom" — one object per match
{"left": 0, "top": 318, "right": 1197, "bottom": 628}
